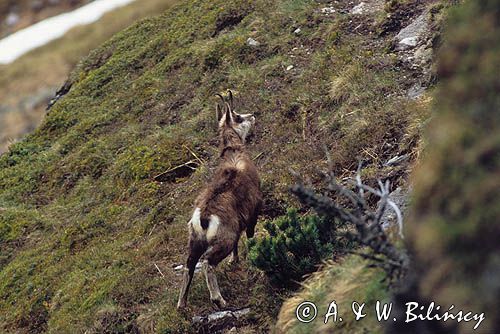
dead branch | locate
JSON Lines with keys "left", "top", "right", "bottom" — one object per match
{"left": 290, "top": 166, "right": 409, "bottom": 281}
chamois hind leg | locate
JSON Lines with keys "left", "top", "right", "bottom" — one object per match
{"left": 202, "top": 243, "right": 233, "bottom": 308}
{"left": 177, "top": 239, "right": 206, "bottom": 309}
{"left": 228, "top": 235, "right": 240, "bottom": 264}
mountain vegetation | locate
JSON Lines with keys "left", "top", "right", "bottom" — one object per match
{"left": 2, "top": 0, "right": 495, "bottom": 333}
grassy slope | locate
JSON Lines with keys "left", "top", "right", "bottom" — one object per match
{"left": 277, "top": 255, "right": 387, "bottom": 334}
{"left": 0, "top": 0, "right": 433, "bottom": 332}
{"left": 0, "top": 0, "right": 179, "bottom": 153}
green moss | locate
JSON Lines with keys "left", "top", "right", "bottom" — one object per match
{"left": 276, "top": 254, "right": 387, "bottom": 334}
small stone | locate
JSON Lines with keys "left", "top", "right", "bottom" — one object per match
{"left": 321, "top": 7, "right": 336, "bottom": 14}
{"left": 351, "top": 2, "right": 366, "bottom": 15}
{"left": 398, "top": 36, "right": 418, "bottom": 50}
{"left": 294, "top": 27, "right": 301, "bottom": 34}
{"left": 286, "top": 65, "right": 294, "bottom": 71}
{"left": 407, "top": 84, "right": 426, "bottom": 100}
{"left": 31, "top": 0, "right": 44, "bottom": 11}
{"left": 5, "top": 13, "right": 19, "bottom": 27}
{"left": 414, "top": 46, "right": 433, "bottom": 65}
{"left": 395, "top": 13, "right": 429, "bottom": 51}
{"left": 246, "top": 37, "right": 260, "bottom": 47}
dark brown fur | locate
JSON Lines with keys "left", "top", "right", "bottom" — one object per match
{"left": 177, "top": 93, "right": 262, "bottom": 309}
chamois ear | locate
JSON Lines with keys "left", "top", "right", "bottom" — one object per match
{"left": 224, "top": 102, "right": 232, "bottom": 125}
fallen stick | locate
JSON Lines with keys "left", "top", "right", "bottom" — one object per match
{"left": 154, "top": 263, "right": 165, "bottom": 278}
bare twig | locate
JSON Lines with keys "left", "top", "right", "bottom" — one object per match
{"left": 148, "top": 224, "right": 157, "bottom": 237}
{"left": 291, "top": 165, "right": 409, "bottom": 281}
{"left": 154, "top": 263, "right": 165, "bottom": 278}
{"left": 387, "top": 199, "right": 404, "bottom": 239}
{"left": 253, "top": 151, "right": 265, "bottom": 160}
{"left": 183, "top": 145, "right": 205, "bottom": 165}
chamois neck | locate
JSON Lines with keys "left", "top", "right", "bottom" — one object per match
{"left": 219, "top": 127, "right": 244, "bottom": 157}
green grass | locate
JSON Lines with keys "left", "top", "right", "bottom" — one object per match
{"left": 0, "top": 0, "right": 435, "bottom": 332}
{"left": 276, "top": 254, "right": 388, "bottom": 334}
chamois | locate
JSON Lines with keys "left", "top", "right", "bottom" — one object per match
{"left": 177, "top": 91, "right": 262, "bottom": 309}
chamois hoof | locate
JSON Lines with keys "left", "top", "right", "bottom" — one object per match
{"left": 228, "top": 255, "right": 239, "bottom": 265}
{"left": 177, "top": 300, "right": 187, "bottom": 310}
{"left": 211, "top": 297, "right": 227, "bottom": 309}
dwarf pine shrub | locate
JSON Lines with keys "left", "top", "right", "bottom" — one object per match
{"left": 248, "top": 209, "right": 348, "bottom": 287}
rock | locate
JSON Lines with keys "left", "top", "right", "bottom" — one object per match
{"left": 31, "top": 0, "right": 44, "bottom": 11}
{"left": 5, "top": 13, "right": 20, "bottom": 27}
{"left": 293, "top": 27, "right": 301, "bottom": 34}
{"left": 286, "top": 65, "right": 294, "bottom": 71}
{"left": 395, "top": 13, "right": 429, "bottom": 51}
{"left": 413, "top": 45, "right": 433, "bottom": 65}
{"left": 246, "top": 37, "right": 260, "bottom": 47}
{"left": 398, "top": 37, "right": 418, "bottom": 50}
{"left": 193, "top": 308, "right": 251, "bottom": 331}
{"left": 350, "top": 0, "right": 384, "bottom": 15}
{"left": 384, "top": 154, "right": 410, "bottom": 166}
{"left": 407, "top": 84, "right": 426, "bottom": 100}
{"left": 351, "top": 2, "right": 366, "bottom": 15}
{"left": 320, "top": 7, "right": 336, "bottom": 15}
{"left": 19, "top": 87, "right": 57, "bottom": 111}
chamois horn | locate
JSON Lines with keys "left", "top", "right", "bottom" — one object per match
{"left": 227, "top": 90, "right": 234, "bottom": 110}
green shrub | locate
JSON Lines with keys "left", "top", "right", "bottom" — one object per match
{"left": 247, "top": 209, "right": 349, "bottom": 287}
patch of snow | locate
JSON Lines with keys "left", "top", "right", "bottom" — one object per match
{"left": 0, "top": 0, "right": 136, "bottom": 64}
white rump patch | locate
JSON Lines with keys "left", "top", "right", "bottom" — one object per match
{"left": 190, "top": 208, "right": 203, "bottom": 235}
{"left": 206, "top": 215, "right": 220, "bottom": 241}
{"left": 190, "top": 209, "right": 220, "bottom": 241}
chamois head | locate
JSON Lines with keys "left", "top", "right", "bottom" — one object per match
{"left": 216, "top": 90, "right": 255, "bottom": 142}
